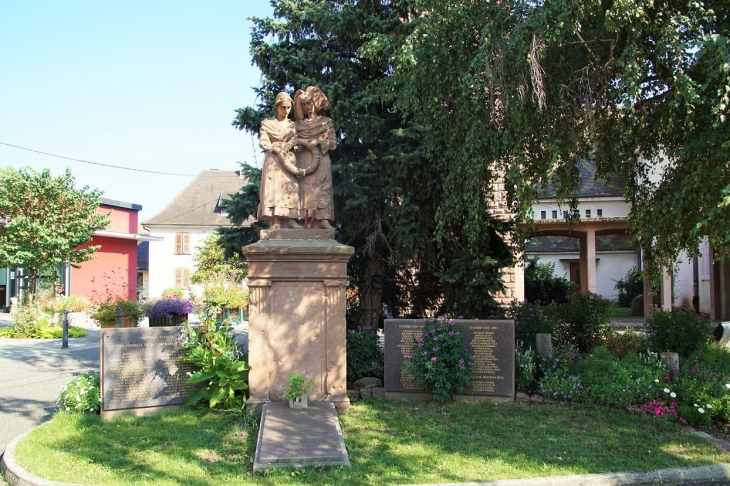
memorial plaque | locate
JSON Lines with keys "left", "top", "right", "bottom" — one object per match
{"left": 384, "top": 319, "right": 515, "bottom": 397}
{"left": 100, "top": 327, "right": 201, "bottom": 417}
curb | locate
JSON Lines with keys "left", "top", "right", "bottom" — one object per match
{"left": 3, "top": 426, "right": 730, "bottom": 486}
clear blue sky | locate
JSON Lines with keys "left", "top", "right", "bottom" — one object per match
{"left": 0, "top": 0, "right": 273, "bottom": 223}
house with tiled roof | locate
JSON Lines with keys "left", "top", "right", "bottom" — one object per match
{"left": 526, "top": 160, "right": 722, "bottom": 318}
{"left": 142, "top": 169, "right": 250, "bottom": 298}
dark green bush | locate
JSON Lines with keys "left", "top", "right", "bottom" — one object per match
{"left": 554, "top": 292, "right": 613, "bottom": 353}
{"left": 524, "top": 258, "right": 572, "bottom": 305}
{"left": 644, "top": 308, "right": 713, "bottom": 358}
{"left": 614, "top": 267, "right": 644, "bottom": 308}
{"left": 504, "top": 300, "right": 560, "bottom": 348}
{"left": 346, "top": 326, "right": 381, "bottom": 386}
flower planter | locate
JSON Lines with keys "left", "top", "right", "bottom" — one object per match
{"left": 99, "top": 315, "right": 136, "bottom": 328}
{"left": 148, "top": 313, "right": 188, "bottom": 327}
{"left": 288, "top": 395, "right": 308, "bottom": 409}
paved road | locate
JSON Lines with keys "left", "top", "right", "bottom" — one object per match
{"left": 0, "top": 313, "right": 100, "bottom": 453}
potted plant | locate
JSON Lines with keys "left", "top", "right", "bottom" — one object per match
{"left": 282, "top": 372, "right": 315, "bottom": 409}
{"left": 90, "top": 298, "right": 145, "bottom": 328}
{"left": 145, "top": 297, "right": 194, "bottom": 327}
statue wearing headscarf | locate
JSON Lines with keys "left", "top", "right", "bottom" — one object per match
{"left": 294, "top": 86, "right": 337, "bottom": 229}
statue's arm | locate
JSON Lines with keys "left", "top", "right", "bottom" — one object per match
{"left": 319, "top": 120, "right": 337, "bottom": 154}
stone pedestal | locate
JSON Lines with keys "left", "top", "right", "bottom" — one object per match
{"left": 242, "top": 229, "right": 354, "bottom": 412}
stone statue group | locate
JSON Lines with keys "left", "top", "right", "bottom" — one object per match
{"left": 258, "top": 86, "right": 336, "bottom": 230}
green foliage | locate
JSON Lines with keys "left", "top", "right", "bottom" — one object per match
{"left": 515, "top": 340, "right": 537, "bottom": 390}
{"left": 614, "top": 267, "right": 644, "bottom": 308}
{"left": 644, "top": 308, "right": 713, "bottom": 358}
{"left": 89, "top": 299, "right": 144, "bottom": 327}
{"left": 190, "top": 234, "right": 247, "bottom": 285}
{"left": 161, "top": 287, "right": 184, "bottom": 298}
{"left": 282, "top": 373, "right": 315, "bottom": 401}
{"left": 503, "top": 300, "right": 559, "bottom": 349}
{"left": 346, "top": 326, "right": 381, "bottom": 386}
{"left": 364, "top": 0, "right": 730, "bottom": 267}
{"left": 58, "top": 373, "right": 101, "bottom": 413}
{"left": 604, "top": 328, "right": 649, "bottom": 359}
{"left": 524, "top": 258, "right": 572, "bottom": 305}
{"left": 202, "top": 280, "right": 248, "bottom": 309}
{"left": 226, "top": 1, "right": 513, "bottom": 326}
{"left": 44, "top": 295, "right": 91, "bottom": 314}
{"left": 404, "top": 318, "right": 474, "bottom": 401}
{"left": 555, "top": 293, "right": 613, "bottom": 353}
{"left": 180, "top": 324, "right": 248, "bottom": 410}
{"left": 0, "top": 166, "right": 109, "bottom": 295}
{"left": 0, "top": 302, "right": 88, "bottom": 339}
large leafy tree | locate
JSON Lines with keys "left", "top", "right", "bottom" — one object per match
{"left": 190, "top": 234, "right": 248, "bottom": 285}
{"left": 222, "top": 0, "right": 513, "bottom": 323}
{"left": 0, "top": 166, "right": 109, "bottom": 295}
{"left": 364, "top": 0, "right": 729, "bottom": 271}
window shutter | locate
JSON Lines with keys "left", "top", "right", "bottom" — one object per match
{"left": 175, "top": 233, "right": 182, "bottom": 255}
{"left": 183, "top": 233, "right": 190, "bottom": 255}
{"left": 175, "top": 268, "right": 190, "bottom": 288}
{"left": 175, "top": 268, "right": 181, "bottom": 287}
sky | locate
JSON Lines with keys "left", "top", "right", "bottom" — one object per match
{"left": 0, "top": 0, "right": 274, "bottom": 224}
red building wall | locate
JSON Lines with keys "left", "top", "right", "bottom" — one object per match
{"left": 70, "top": 203, "right": 140, "bottom": 302}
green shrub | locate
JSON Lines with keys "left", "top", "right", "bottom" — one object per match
{"left": 404, "top": 318, "right": 474, "bottom": 401}
{"left": 644, "top": 308, "right": 712, "bottom": 358}
{"left": 202, "top": 280, "right": 248, "bottom": 309}
{"left": 180, "top": 324, "right": 249, "bottom": 410}
{"left": 515, "top": 340, "right": 537, "bottom": 390}
{"left": 346, "top": 326, "right": 381, "bottom": 386}
{"left": 90, "top": 298, "right": 145, "bottom": 326}
{"left": 614, "top": 267, "right": 644, "bottom": 308}
{"left": 604, "top": 328, "right": 649, "bottom": 358}
{"left": 44, "top": 295, "right": 91, "bottom": 314}
{"left": 0, "top": 302, "right": 88, "bottom": 339}
{"left": 524, "top": 258, "right": 572, "bottom": 305}
{"left": 162, "top": 287, "right": 185, "bottom": 298}
{"left": 504, "top": 300, "right": 559, "bottom": 348}
{"left": 58, "top": 373, "right": 101, "bottom": 413}
{"left": 555, "top": 292, "right": 612, "bottom": 353}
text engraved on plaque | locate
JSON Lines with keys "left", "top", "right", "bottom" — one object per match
{"left": 384, "top": 319, "right": 514, "bottom": 397}
{"left": 101, "top": 327, "right": 201, "bottom": 412}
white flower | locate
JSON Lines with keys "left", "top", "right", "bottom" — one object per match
{"left": 727, "top": 384, "right": 730, "bottom": 389}
{"left": 694, "top": 403, "right": 699, "bottom": 407}
{"left": 698, "top": 408, "right": 705, "bottom": 414}
{"left": 66, "top": 407, "right": 70, "bottom": 411}
{"left": 670, "top": 392, "right": 676, "bottom": 398}
{"left": 664, "top": 388, "right": 670, "bottom": 393}
{"left": 707, "top": 404, "right": 713, "bottom": 409}
{"left": 654, "top": 379, "right": 659, "bottom": 383}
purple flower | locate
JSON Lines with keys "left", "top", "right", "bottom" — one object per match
{"left": 431, "top": 356, "right": 437, "bottom": 362}
{"left": 433, "top": 346, "right": 438, "bottom": 352}
{"left": 422, "top": 351, "right": 428, "bottom": 356}
{"left": 459, "top": 359, "right": 465, "bottom": 365}
{"left": 433, "top": 336, "right": 439, "bottom": 341}
{"left": 406, "top": 354, "right": 413, "bottom": 359}
{"left": 145, "top": 297, "right": 194, "bottom": 318}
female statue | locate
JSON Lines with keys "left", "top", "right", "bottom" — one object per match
{"left": 294, "top": 86, "right": 337, "bottom": 229}
{"left": 258, "top": 92, "right": 303, "bottom": 229}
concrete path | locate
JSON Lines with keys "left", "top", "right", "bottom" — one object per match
{"left": 0, "top": 313, "right": 100, "bottom": 454}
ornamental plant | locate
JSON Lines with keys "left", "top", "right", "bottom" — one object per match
{"left": 346, "top": 326, "right": 381, "bottom": 386}
{"left": 644, "top": 307, "right": 712, "bottom": 358}
{"left": 282, "top": 372, "right": 315, "bottom": 400}
{"left": 404, "top": 317, "right": 474, "bottom": 401}
{"left": 145, "top": 297, "right": 194, "bottom": 318}
{"left": 180, "top": 323, "right": 249, "bottom": 410}
{"left": 90, "top": 298, "right": 144, "bottom": 326}
{"left": 58, "top": 372, "right": 101, "bottom": 413}
{"left": 515, "top": 340, "right": 537, "bottom": 390}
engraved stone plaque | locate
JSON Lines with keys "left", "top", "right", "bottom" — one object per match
{"left": 384, "top": 319, "right": 515, "bottom": 397}
{"left": 101, "top": 327, "right": 201, "bottom": 415}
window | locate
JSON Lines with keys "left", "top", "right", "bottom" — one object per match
{"left": 175, "top": 232, "right": 190, "bottom": 255}
{"left": 175, "top": 268, "right": 190, "bottom": 288}
{"left": 597, "top": 209, "right": 603, "bottom": 217}
{"left": 563, "top": 211, "right": 568, "bottom": 219}
{"left": 552, "top": 210, "right": 558, "bottom": 219}
{"left": 585, "top": 209, "right": 591, "bottom": 218}
{"left": 540, "top": 211, "right": 546, "bottom": 220}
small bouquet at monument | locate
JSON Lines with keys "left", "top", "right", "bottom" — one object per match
{"left": 283, "top": 372, "right": 315, "bottom": 409}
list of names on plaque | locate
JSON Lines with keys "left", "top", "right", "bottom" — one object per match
{"left": 385, "top": 319, "right": 514, "bottom": 396}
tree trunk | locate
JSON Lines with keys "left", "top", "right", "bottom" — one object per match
{"left": 361, "top": 256, "right": 386, "bottom": 331}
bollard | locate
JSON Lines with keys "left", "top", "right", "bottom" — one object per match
{"left": 116, "top": 306, "right": 123, "bottom": 328}
{"left": 713, "top": 322, "right": 730, "bottom": 345}
{"left": 535, "top": 333, "right": 552, "bottom": 358}
{"left": 62, "top": 310, "right": 69, "bottom": 349}
{"left": 660, "top": 352, "right": 679, "bottom": 371}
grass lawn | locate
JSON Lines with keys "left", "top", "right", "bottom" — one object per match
{"left": 13, "top": 399, "right": 727, "bottom": 486}
{"left": 609, "top": 305, "right": 633, "bottom": 318}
